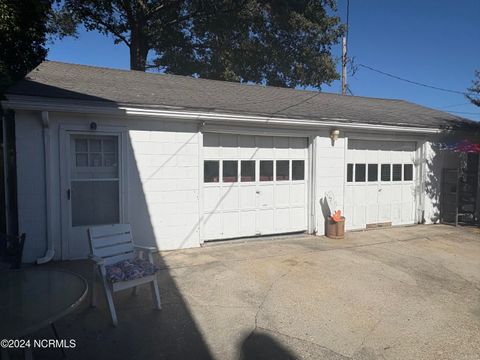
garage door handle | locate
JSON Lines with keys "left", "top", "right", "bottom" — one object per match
{"left": 256, "top": 190, "right": 261, "bottom": 194}
{"left": 378, "top": 189, "right": 382, "bottom": 192}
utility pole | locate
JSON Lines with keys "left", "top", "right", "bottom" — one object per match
{"left": 342, "top": 0, "right": 350, "bottom": 95}
{"left": 341, "top": 36, "right": 347, "bottom": 95}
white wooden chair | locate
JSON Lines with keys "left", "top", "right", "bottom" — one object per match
{"left": 88, "top": 224, "right": 161, "bottom": 326}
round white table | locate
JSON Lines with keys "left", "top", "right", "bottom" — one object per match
{"left": 0, "top": 268, "right": 88, "bottom": 352}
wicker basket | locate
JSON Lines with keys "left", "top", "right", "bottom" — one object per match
{"left": 326, "top": 217, "right": 345, "bottom": 239}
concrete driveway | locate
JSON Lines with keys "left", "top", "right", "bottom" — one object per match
{"left": 36, "top": 225, "right": 480, "bottom": 359}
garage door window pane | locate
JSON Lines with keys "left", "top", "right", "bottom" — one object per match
{"left": 241, "top": 161, "right": 255, "bottom": 182}
{"left": 276, "top": 160, "right": 289, "bottom": 181}
{"left": 392, "top": 164, "right": 402, "bottom": 181}
{"left": 368, "top": 164, "right": 378, "bottom": 182}
{"left": 355, "top": 164, "right": 366, "bottom": 182}
{"left": 260, "top": 161, "right": 273, "bottom": 181}
{"left": 347, "top": 164, "right": 353, "bottom": 182}
{"left": 204, "top": 161, "right": 219, "bottom": 183}
{"left": 404, "top": 164, "right": 413, "bottom": 181}
{"left": 292, "top": 160, "right": 305, "bottom": 180}
{"left": 381, "top": 164, "right": 391, "bottom": 181}
{"left": 223, "top": 161, "right": 238, "bottom": 182}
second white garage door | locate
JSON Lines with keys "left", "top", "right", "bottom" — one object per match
{"left": 202, "top": 133, "right": 308, "bottom": 241}
{"left": 344, "top": 140, "right": 417, "bottom": 230}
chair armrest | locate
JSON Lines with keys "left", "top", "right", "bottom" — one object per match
{"left": 134, "top": 245, "right": 157, "bottom": 253}
{"left": 89, "top": 255, "right": 105, "bottom": 265}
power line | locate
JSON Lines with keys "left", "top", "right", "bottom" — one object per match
{"left": 270, "top": 91, "right": 321, "bottom": 115}
{"left": 445, "top": 110, "right": 480, "bottom": 115}
{"left": 358, "top": 64, "right": 466, "bottom": 95}
{"left": 438, "top": 102, "right": 471, "bottom": 109}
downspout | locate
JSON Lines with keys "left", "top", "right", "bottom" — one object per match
{"left": 418, "top": 140, "right": 427, "bottom": 223}
{"left": 37, "top": 111, "right": 54, "bottom": 264}
{"left": 310, "top": 136, "right": 317, "bottom": 234}
{"left": 1, "top": 110, "right": 10, "bottom": 234}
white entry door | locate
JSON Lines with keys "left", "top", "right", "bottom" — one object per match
{"left": 202, "top": 134, "right": 308, "bottom": 241}
{"left": 344, "top": 140, "right": 417, "bottom": 230}
{"left": 61, "top": 132, "right": 122, "bottom": 259}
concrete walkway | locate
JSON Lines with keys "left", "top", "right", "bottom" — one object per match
{"left": 34, "top": 225, "right": 480, "bottom": 359}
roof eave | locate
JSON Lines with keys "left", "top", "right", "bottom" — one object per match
{"left": 1, "top": 94, "right": 442, "bottom": 134}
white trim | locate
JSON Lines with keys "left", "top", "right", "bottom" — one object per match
{"left": 344, "top": 131, "right": 427, "bottom": 142}
{"left": 417, "top": 140, "right": 427, "bottom": 223}
{"left": 342, "top": 136, "right": 348, "bottom": 230}
{"left": 307, "top": 136, "right": 316, "bottom": 234}
{"left": 1, "top": 113, "right": 10, "bottom": 235}
{"left": 121, "top": 108, "right": 442, "bottom": 134}
{"left": 2, "top": 96, "right": 442, "bottom": 134}
{"left": 197, "top": 128, "right": 205, "bottom": 244}
{"left": 59, "top": 123, "right": 128, "bottom": 260}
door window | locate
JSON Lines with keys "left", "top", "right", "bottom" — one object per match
{"left": 381, "top": 164, "right": 391, "bottom": 181}
{"left": 347, "top": 164, "right": 353, "bottom": 182}
{"left": 241, "top": 161, "right": 255, "bottom": 182}
{"left": 204, "top": 161, "right": 219, "bottom": 182}
{"left": 368, "top": 164, "right": 378, "bottom": 182}
{"left": 71, "top": 135, "right": 119, "bottom": 227}
{"left": 404, "top": 164, "right": 413, "bottom": 181}
{"left": 392, "top": 164, "right": 402, "bottom": 181}
{"left": 260, "top": 161, "right": 273, "bottom": 181}
{"left": 355, "top": 164, "right": 366, "bottom": 182}
{"left": 292, "top": 160, "right": 305, "bottom": 181}
{"left": 223, "top": 161, "right": 238, "bottom": 183}
{"left": 276, "top": 160, "right": 289, "bottom": 181}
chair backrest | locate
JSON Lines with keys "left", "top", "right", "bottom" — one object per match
{"left": 0, "top": 233, "right": 26, "bottom": 269}
{"left": 88, "top": 224, "right": 135, "bottom": 266}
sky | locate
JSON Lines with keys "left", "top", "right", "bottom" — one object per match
{"left": 47, "top": 0, "right": 480, "bottom": 121}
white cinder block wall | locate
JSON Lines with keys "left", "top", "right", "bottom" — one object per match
{"left": 128, "top": 124, "right": 200, "bottom": 251}
{"left": 15, "top": 111, "right": 48, "bottom": 262}
{"left": 16, "top": 111, "right": 201, "bottom": 262}
{"left": 314, "top": 132, "right": 346, "bottom": 235}
{"left": 423, "top": 139, "right": 460, "bottom": 224}
{"left": 15, "top": 109, "right": 458, "bottom": 262}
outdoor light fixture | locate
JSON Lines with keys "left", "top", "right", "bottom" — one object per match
{"left": 90, "top": 122, "right": 97, "bottom": 131}
{"left": 330, "top": 129, "right": 340, "bottom": 145}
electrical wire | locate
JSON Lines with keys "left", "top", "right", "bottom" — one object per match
{"left": 438, "top": 102, "right": 471, "bottom": 109}
{"left": 358, "top": 64, "right": 466, "bottom": 95}
{"left": 269, "top": 91, "right": 321, "bottom": 115}
{"left": 444, "top": 110, "right": 480, "bottom": 115}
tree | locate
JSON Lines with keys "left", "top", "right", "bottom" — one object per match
{"left": 0, "top": 0, "right": 52, "bottom": 94}
{"left": 54, "top": 0, "right": 344, "bottom": 88}
{"left": 466, "top": 70, "right": 480, "bottom": 107}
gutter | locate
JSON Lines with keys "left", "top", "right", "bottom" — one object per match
{"left": 119, "top": 107, "right": 442, "bottom": 134}
{"left": 37, "top": 111, "right": 55, "bottom": 264}
{"left": 1, "top": 96, "right": 442, "bottom": 135}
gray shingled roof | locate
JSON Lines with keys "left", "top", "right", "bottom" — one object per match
{"left": 5, "top": 61, "right": 475, "bottom": 129}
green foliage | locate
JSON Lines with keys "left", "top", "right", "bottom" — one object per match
{"left": 54, "top": 0, "right": 344, "bottom": 88}
{"left": 466, "top": 70, "right": 480, "bottom": 107}
{"left": 0, "top": 0, "right": 51, "bottom": 94}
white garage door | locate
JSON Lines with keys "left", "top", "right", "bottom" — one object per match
{"left": 345, "top": 140, "right": 417, "bottom": 230}
{"left": 202, "top": 133, "right": 308, "bottom": 241}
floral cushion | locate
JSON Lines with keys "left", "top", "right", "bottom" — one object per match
{"left": 105, "top": 258, "right": 159, "bottom": 283}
